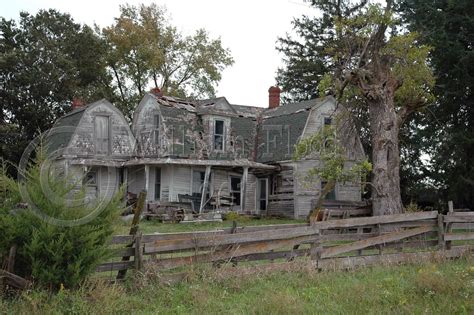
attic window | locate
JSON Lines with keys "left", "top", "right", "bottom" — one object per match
{"left": 153, "top": 114, "right": 160, "bottom": 145}
{"left": 94, "top": 115, "right": 110, "bottom": 155}
{"left": 214, "top": 119, "right": 225, "bottom": 151}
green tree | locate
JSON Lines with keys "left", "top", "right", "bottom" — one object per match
{"left": 399, "top": 0, "right": 474, "bottom": 210}
{"left": 0, "top": 149, "right": 123, "bottom": 289}
{"left": 276, "top": 0, "right": 368, "bottom": 103}
{"left": 0, "top": 10, "right": 114, "bottom": 168}
{"left": 283, "top": 1, "right": 434, "bottom": 215}
{"left": 103, "top": 3, "right": 234, "bottom": 117}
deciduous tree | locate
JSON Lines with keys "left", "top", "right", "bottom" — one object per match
{"left": 102, "top": 4, "right": 234, "bottom": 117}
{"left": 0, "top": 10, "right": 113, "bottom": 168}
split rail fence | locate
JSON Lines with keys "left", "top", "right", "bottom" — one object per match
{"left": 96, "top": 211, "right": 474, "bottom": 278}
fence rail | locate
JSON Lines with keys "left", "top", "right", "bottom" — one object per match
{"left": 96, "top": 211, "right": 474, "bottom": 276}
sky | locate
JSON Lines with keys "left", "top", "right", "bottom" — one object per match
{"left": 1, "top": 0, "right": 317, "bottom": 107}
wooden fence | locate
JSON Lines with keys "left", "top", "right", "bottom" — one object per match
{"left": 96, "top": 211, "right": 474, "bottom": 278}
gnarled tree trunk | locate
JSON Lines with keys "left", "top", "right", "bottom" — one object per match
{"left": 368, "top": 94, "right": 403, "bottom": 215}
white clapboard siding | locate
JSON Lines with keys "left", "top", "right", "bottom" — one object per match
{"left": 245, "top": 173, "right": 257, "bottom": 211}
{"left": 171, "top": 166, "right": 191, "bottom": 201}
{"left": 127, "top": 166, "right": 145, "bottom": 195}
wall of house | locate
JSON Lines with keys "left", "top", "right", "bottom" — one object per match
{"left": 67, "top": 101, "right": 135, "bottom": 158}
{"left": 301, "top": 99, "right": 335, "bottom": 139}
{"left": 127, "top": 166, "right": 145, "bottom": 196}
{"left": 292, "top": 159, "right": 362, "bottom": 218}
{"left": 267, "top": 162, "right": 295, "bottom": 218}
{"left": 64, "top": 164, "right": 120, "bottom": 205}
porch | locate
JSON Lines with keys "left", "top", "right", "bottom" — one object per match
{"left": 123, "top": 158, "right": 276, "bottom": 215}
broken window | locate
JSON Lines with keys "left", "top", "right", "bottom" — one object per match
{"left": 321, "top": 181, "right": 336, "bottom": 200}
{"left": 230, "top": 176, "right": 241, "bottom": 206}
{"left": 155, "top": 167, "right": 161, "bottom": 200}
{"left": 214, "top": 119, "right": 225, "bottom": 151}
{"left": 323, "top": 116, "right": 334, "bottom": 150}
{"left": 94, "top": 115, "right": 110, "bottom": 155}
{"left": 192, "top": 170, "right": 211, "bottom": 199}
{"left": 83, "top": 169, "right": 98, "bottom": 199}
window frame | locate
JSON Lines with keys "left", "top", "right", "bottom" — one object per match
{"left": 213, "top": 119, "right": 225, "bottom": 152}
{"left": 94, "top": 114, "right": 111, "bottom": 155}
{"left": 155, "top": 167, "right": 161, "bottom": 200}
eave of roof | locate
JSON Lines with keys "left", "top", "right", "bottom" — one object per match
{"left": 124, "top": 158, "right": 276, "bottom": 169}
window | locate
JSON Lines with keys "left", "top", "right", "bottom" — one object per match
{"left": 257, "top": 178, "right": 268, "bottom": 211}
{"left": 83, "top": 169, "right": 98, "bottom": 199}
{"left": 230, "top": 176, "right": 242, "bottom": 206}
{"left": 84, "top": 171, "right": 97, "bottom": 187}
{"left": 323, "top": 117, "right": 333, "bottom": 150}
{"left": 94, "top": 115, "right": 110, "bottom": 154}
{"left": 192, "top": 170, "right": 211, "bottom": 198}
{"left": 321, "top": 181, "right": 336, "bottom": 200}
{"left": 214, "top": 120, "right": 225, "bottom": 151}
{"left": 153, "top": 114, "right": 160, "bottom": 145}
{"left": 155, "top": 168, "right": 161, "bottom": 200}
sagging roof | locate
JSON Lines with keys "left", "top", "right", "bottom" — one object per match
{"left": 124, "top": 157, "right": 277, "bottom": 169}
{"left": 133, "top": 93, "right": 335, "bottom": 163}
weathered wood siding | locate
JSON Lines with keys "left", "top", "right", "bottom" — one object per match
{"left": 128, "top": 166, "right": 145, "bottom": 195}
{"left": 267, "top": 163, "right": 295, "bottom": 218}
{"left": 171, "top": 166, "right": 192, "bottom": 202}
{"left": 67, "top": 100, "right": 135, "bottom": 158}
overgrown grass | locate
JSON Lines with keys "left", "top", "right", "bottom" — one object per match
{"left": 115, "top": 217, "right": 304, "bottom": 235}
{"left": 2, "top": 257, "right": 473, "bottom": 314}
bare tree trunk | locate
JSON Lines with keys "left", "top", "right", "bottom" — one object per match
{"left": 369, "top": 95, "right": 403, "bottom": 215}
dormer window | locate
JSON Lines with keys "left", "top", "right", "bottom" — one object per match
{"left": 94, "top": 115, "right": 110, "bottom": 155}
{"left": 214, "top": 119, "right": 225, "bottom": 151}
{"left": 153, "top": 114, "right": 160, "bottom": 145}
{"left": 323, "top": 116, "right": 334, "bottom": 150}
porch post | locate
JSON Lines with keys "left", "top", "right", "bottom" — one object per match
{"left": 144, "top": 165, "right": 150, "bottom": 201}
{"left": 199, "top": 165, "right": 212, "bottom": 213}
{"left": 123, "top": 167, "right": 128, "bottom": 197}
{"left": 240, "top": 166, "right": 249, "bottom": 212}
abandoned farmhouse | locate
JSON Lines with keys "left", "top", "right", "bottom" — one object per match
{"left": 48, "top": 87, "right": 365, "bottom": 218}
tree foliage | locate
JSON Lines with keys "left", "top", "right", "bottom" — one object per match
{"left": 399, "top": 0, "right": 474, "bottom": 210}
{"left": 102, "top": 3, "right": 234, "bottom": 117}
{"left": 0, "top": 149, "right": 123, "bottom": 289}
{"left": 281, "top": 0, "right": 434, "bottom": 215}
{"left": 276, "top": 0, "right": 368, "bottom": 103}
{"left": 294, "top": 122, "right": 371, "bottom": 220}
{"left": 0, "top": 10, "right": 114, "bottom": 170}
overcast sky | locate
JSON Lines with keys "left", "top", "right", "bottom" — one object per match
{"left": 1, "top": 0, "right": 317, "bottom": 107}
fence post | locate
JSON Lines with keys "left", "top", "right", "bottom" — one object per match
{"left": 135, "top": 231, "right": 143, "bottom": 271}
{"left": 448, "top": 200, "right": 454, "bottom": 213}
{"left": 117, "top": 190, "right": 147, "bottom": 280}
{"left": 310, "top": 230, "right": 323, "bottom": 265}
{"left": 437, "top": 213, "right": 445, "bottom": 250}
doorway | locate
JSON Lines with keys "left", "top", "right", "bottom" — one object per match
{"left": 257, "top": 178, "right": 269, "bottom": 213}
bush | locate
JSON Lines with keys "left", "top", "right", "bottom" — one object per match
{"left": 405, "top": 201, "right": 423, "bottom": 213}
{"left": 0, "top": 150, "right": 123, "bottom": 289}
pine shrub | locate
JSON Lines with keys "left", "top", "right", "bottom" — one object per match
{"left": 0, "top": 150, "right": 123, "bottom": 289}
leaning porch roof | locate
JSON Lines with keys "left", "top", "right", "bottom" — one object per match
{"left": 124, "top": 158, "right": 277, "bottom": 169}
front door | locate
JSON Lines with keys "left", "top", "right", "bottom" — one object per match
{"left": 257, "top": 178, "right": 268, "bottom": 213}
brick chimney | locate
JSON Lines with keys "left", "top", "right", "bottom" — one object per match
{"left": 268, "top": 86, "right": 281, "bottom": 109}
{"left": 150, "top": 87, "right": 163, "bottom": 98}
{"left": 72, "top": 98, "right": 85, "bottom": 111}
